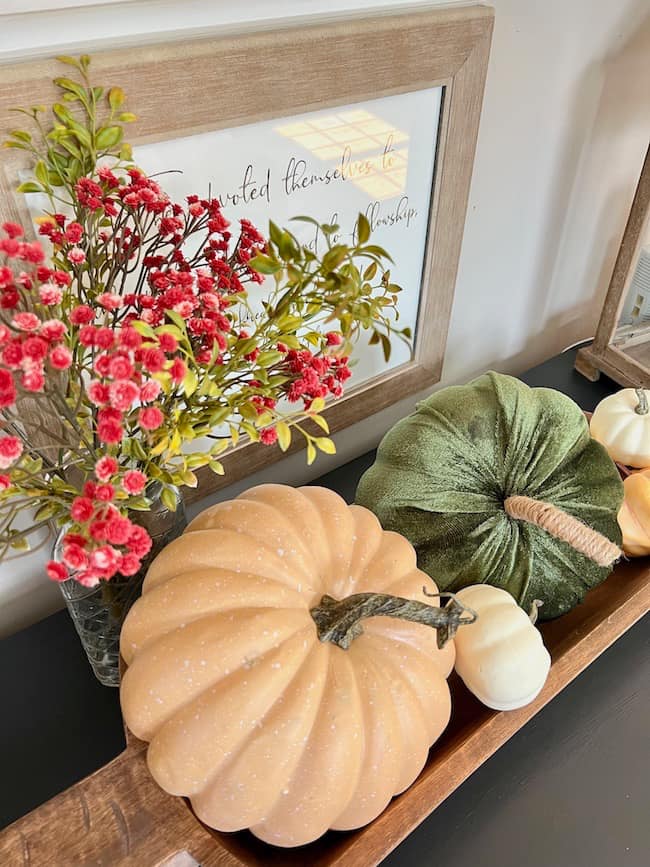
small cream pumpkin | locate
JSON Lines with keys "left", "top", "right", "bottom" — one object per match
{"left": 120, "top": 484, "right": 475, "bottom": 848}
{"left": 590, "top": 388, "right": 650, "bottom": 467}
{"left": 452, "top": 585, "right": 551, "bottom": 711}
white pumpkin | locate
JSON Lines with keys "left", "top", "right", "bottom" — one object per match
{"left": 452, "top": 585, "right": 551, "bottom": 711}
{"left": 590, "top": 388, "right": 650, "bottom": 467}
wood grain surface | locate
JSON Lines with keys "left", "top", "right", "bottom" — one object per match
{"left": 0, "top": 553, "right": 647, "bottom": 867}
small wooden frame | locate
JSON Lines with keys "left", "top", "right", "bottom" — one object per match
{"left": 576, "top": 145, "right": 650, "bottom": 387}
{"left": 0, "top": 5, "right": 493, "bottom": 501}
{"left": 0, "top": 555, "right": 647, "bottom": 866}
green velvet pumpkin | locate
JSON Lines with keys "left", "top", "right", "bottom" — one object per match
{"left": 355, "top": 372, "right": 624, "bottom": 619}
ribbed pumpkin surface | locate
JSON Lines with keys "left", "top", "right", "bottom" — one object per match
{"left": 452, "top": 585, "right": 550, "bottom": 710}
{"left": 120, "top": 484, "right": 454, "bottom": 847}
{"left": 618, "top": 469, "right": 650, "bottom": 556}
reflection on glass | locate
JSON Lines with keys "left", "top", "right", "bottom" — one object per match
{"left": 275, "top": 109, "right": 410, "bottom": 201}
{"left": 614, "top": 215, "right": 650, "bottom": 369}
{"left": 618, "top": 246, "right": 650, "bottom": 328}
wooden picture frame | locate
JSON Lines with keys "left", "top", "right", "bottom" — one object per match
{"left": 0, "top": 4, "right": 493, "bottom": 502}
{"left": 576, "top": 144, "right": 650, "bottom": 387}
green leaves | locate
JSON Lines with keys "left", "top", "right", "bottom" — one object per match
{"left": 8, "top": 129, "right": 31, "bottom": 143}
{"left": 16, "top": 182, "right": 43, "bottom": 194}
{"left": 315, "top": 436, "right": 336, "bottom": 455}
{"left": 164, "top": 310, "right": 190, "bottom": 336}
{"left": 34, "top": 160, "right": 49, "bottom": 186}
{"left": 52, "top": 102, "right": 74, "bottom": 125}
{"left": 309, "top": 414, "right": 329, "bottom": 433}
{"left": 34, "top": 502, "right": 61, "bottom": 521}
{"left": 4, "top": 54, "right": 137, "bottom": 205}
{"left": 275, "top": 313, "right": 303, "bottom": 331}
{"left": 380, "top": 333, "right": 391, "bottom": 362}
{"left": 178, "top": 469, "right": 198, "bottom": 488}
{"left": 239, "top": 401, "right": 259, "bottom": 422}
{"left": 276, "top": 421, "right": 291, "bottom": 452}
{"left": 124, "top": 496, "right": 151, "bottom": 511}
{"left": 55, "top": 55, "right": 90, "bottom": 72}
{"left": 182, "top": 368, "right": 198, "bottom": 397}
{"left": 236, "top": 337, "right": 258, "bottom": 357}
{"left": 301, "top": 433, "right": 335, "bottom": 464}
{"left": 108, "top": 87, "right": 125, "bottom": 110}
{"left": 256, "top": 350, "right": 283, "bottom": 368}
{"left": 160, "top": 486, "right": 179, "bottom": 512}
{"left": 53, "top": 77, "right": 86, "bottom": 100}
{"left": 130, "top": 320, "right": 156, "bottom": 338}
{"left": 249, "top": 253, "right": 282, "bottom": 275}
{"left": 363, "top": 260, "right": 378, "bottom": 281}
{"left": 208, "top": 407, "right": 231, "bottom": 426}
{"left": 95, "top": 125, "right": 123, "bottom": 150}
{"left": 56, "top": 55, "right": 82, "bottom": 68}
{"left": 356, "top": 212, "right": 371, "bottom": 244}
{"left": 322, "top": 245, "right": 348, "bottom": 271}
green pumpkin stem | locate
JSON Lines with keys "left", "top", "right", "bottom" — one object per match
{"left": 634, "top": 388, "right": 648, "bottom": 415}
{"left": 310, "top": 589, "right": 477, "bottom": 651}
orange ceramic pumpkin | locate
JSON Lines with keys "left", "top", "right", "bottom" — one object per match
{"left": 120, "top": 484, "right": 473, "bottom": 847}
{"left": 617, "top": 468, "right": 650, "bottom": 556}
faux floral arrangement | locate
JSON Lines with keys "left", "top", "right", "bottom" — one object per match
{"left": 0, "top": 56, "right": 407, "bottom": 591}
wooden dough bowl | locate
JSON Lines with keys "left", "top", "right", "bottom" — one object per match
{"left": 0, "top": 553, "right": 647, "bottom": 867}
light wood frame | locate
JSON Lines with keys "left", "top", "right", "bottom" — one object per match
{"left": 0, "top": 4, "right": 493, "bottom": 501}
{"left": 576, "top": 144, "right": 650, "bottom": 387}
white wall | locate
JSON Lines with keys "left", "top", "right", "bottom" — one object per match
{"left": 1, "top": 0, "right": 649, "bottom": 635}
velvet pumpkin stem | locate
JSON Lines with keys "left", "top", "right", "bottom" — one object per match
{"left": 504, "top": 495, "right": 622, "bottom": 567}
{"left": 310, "top": 590, "right": 477, "bottom": 651}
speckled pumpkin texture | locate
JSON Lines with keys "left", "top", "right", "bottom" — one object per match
{"left": 120, "top": 484, "right": 455, "bottom": 848}
{"left": 355, "top": 372, "right": 624, "bottom": 619}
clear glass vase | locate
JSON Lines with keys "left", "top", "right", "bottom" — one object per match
{"left": 56, "top": 484, "right": 186, "bottom": 687}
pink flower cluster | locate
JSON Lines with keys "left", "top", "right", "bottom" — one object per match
{"left": 0, "top": 224, "right": 72, "bottom": 405}
{"left": 38, "top": 169, "right": 171, "bottom": 271}
{"left": 125, "top": 205, "right": 266, "bottom": 362}
{"left": 46, "top": 459, "right": 151, "bottom": 586}
{"left": 0, "top": 434, "right": 22, "bottom": 471}
{"left": 246, "top": 341, "right": 348, "bottom": 446}
{"left": 1, "top": 169, "right": 356, "bottom": 589}
{"left": 0, "top": 222, "right": 45, "bottom": 271}
{"left": 74, "top": 167, "right": 170, "bottom": 219}
{"left": 283, "top": 348, "right": 352, "bottom": 406}
{"left": 80, "top": 321, "right": 179, "bottom": 445}
{"left": 134, "top": 265, "right": 235, "bottom": 364}
{"left": 37, "top": 174, "right": 267, "bottom": 367}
